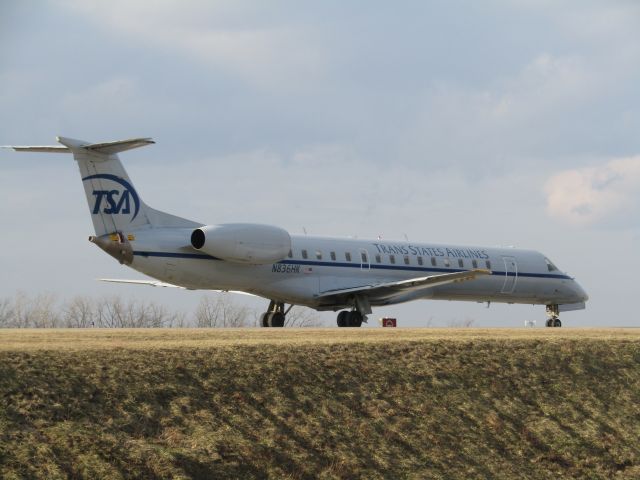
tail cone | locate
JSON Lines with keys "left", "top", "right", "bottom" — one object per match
{"left": 89, "top": 232, "right": 133, "bottom": 265}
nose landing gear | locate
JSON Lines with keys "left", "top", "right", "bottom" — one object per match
{"left": 545, "top": 305, "right": 562, "bottom": 327}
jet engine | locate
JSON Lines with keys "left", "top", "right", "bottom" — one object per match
{"left": 190, "top": 223, "right": 292, "bottom": 264}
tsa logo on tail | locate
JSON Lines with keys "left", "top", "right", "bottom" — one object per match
{"left": 82, "top": 174, "right": 140, "bottom": 221}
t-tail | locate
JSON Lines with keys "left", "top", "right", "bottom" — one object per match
{"left": 7, "top": 136, "right": 199, "bottom": 236}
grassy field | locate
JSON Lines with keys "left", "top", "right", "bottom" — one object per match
{"left": 1, "top": 328, "right": 639, "bottom": 479}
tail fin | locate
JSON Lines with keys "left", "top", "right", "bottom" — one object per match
{"left": 6, "top": 136, "right": 200, "bottom": 235}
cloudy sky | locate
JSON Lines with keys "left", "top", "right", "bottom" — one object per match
{"left": 1, "top": 1, "right": 639, "bottom": 327}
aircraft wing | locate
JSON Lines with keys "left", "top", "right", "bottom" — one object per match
{"left": 98, "top": 278, "right": 257, "bottom": 296}
{"left": 316, "top": 269, "right": 491, "bottom": 301}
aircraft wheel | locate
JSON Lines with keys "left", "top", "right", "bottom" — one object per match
{"left": 553, "top": 318, "right": 562, "bottom": 328}
{"left": 348, "top": 311, "right": 363, "bottom": 327}
{"left": 269, "top": 312, "right": 285, "bottom": 327}
{"left": 545, "top": 319, "right": 553, "bottom": 328}
{"left": 260, "top": 312, "right": 271, "bottom": 328}
{"left": 337, "top": 311, "right": 348, "bottom": 327}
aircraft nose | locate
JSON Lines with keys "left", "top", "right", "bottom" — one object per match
{"left": 574, "top": 281, "right": 589, "bottom": 302}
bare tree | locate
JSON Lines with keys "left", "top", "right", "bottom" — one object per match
{"left": 93, "top": 297, "right": 108, "bottom": 328}
{"left": 195, "top": 295, "right": 250, "bottom": 327}
{"left": 91, "top": 296, "right": 182, "bottom": 328}
{"left": 100, "top": 296, "right": 126, "bottom": 328}
{"left": 0, "top": 291, "right": 324, "bottom": 329}
{"left": 0, "top": 297, "right": 15, "bottom": 328}
{"left": 218, "top": 296, "right": 249, "bottom": 327}
{"left": 35, "top": 293, "right": 60, "bottom": 328}
{"left": 126, "top": 300, "right": 149, "bottom": 328}
{"left": 284, "top": 307, "right": 323, "bottom": 327}
{"left": 11, "top": 292, "right": 30, "bottom": 328}
{"left": 63, "top": 296, "right": 96, "bottom": 328}
{"left": 194, "top": 295, "right": 221, "bottom": 327}
{"left": 146, "top": 302, "right": 182, "bottom": 328}
{"left": 8, "top": 292, "right": 61, "bottom": 328}
{"left": 446, "top": 317, "right": 476, "bottom": 328}
{"left": 170, "top": 311, "right": 189, "bottom": 328}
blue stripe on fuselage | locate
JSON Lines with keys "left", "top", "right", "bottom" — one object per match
{"left": 131, "top": 250, "right": 572, "bottom": 280}
{"left": 280, "top": 259, "right": 571, "bottom": 280}
{"left": 133, "top": 251, "right": 218, "bottom": 260}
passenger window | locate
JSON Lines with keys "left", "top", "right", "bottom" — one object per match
{"left": 417, "top": 256, "right": 423, "bottom": 266}
{"left": 375, "top": 254, "right": 382, "bottom": 263}
{"left": 345, "top": 252, "right": 352, "bottom": 262}
{"left": 316, "top": 250, "right": 322, "bottom": 260}
{"left": 361, "top": 252, "right": 368, "bottom": 263}
{"left": 458, "top": 259, "right": 464, "bottom": 268}
{"left": 301, "top": 250, "right": 308, "bottom": 259}
{"left": 288, "top": 249, "right": 292, "bottom": 258}
{"left": 330, "top": 251, "right": 336, "bottom": 261}
{"left": 404, "top": 255, "right": 410, "bottom": 265}
{"left": 389, "top": 254, "right": 396, "bottom": 264}
{"left": 444, "top": 258, "right": 451, "bottom": 267}
{"left": 486, "top": 260, "right": 491, "bottom": 270}
{"left": 472, "top": 259, "right": 478, "bottom": 269}
{"left": 431, "top": 257, "right": 437, "bottom": 266}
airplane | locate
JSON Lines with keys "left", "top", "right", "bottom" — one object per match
{"left": 5, "top": 136, "right": 589, "bottom": 327}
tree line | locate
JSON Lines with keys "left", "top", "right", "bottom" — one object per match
{"left": 0, "top": 292, "right": 322, "bottom": 328}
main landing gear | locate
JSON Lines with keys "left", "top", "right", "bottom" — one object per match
{"left": 260, "top": 300, "right": 292, "bottom": 328}
{"left": 545, "top": 304, "right": 562, "bottom": 327}
{"left": 336, "top": 310, "right": 363, "bottom": 327}
{"left": 336, "top": 295, "right": 371, "bottom": 327}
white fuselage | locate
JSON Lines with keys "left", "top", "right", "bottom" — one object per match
{"left": 127, "top": 227, "right": 588, "bottom": 311}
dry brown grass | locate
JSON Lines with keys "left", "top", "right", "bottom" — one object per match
{"left": 0, "top": 327, "right": 637, "bottom": 351}
{"left": 1, "top": 328, "right": 639, "bottom": 479}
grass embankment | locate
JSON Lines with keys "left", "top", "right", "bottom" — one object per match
{"left": 0, "top": 329, "right": 639, "bottom": 479}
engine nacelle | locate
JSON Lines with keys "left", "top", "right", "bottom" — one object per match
{"left": 191, "top": 223, "right": 291, "bottom": 264}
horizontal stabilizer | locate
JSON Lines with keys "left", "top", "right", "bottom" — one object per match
{"left": 3, "top": 137, "right": 154, "bottom": 155}
{"left": 74, "top": 137, "right": 154, "bottom": 154}
{"left": 99, "top": 278, "right": 185, "bottom": 289}
{"left": 3, "top": 145, "right": 69, "bottom": 153}
{"left": 99, "top": 278, "right": 257, "bottom": 296}
{"left": 57, "top": 136, "right": 155, "bottom": 155}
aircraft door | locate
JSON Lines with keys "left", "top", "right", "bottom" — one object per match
{"left": 359, "top": 249, "right": 370, "bottom": 271}
{"left": 500, "top": 256, "right": 518, "bottom": 294}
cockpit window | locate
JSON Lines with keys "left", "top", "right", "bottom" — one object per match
{"left": 545, "top": 257, "right": 558, "bottom": 272}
